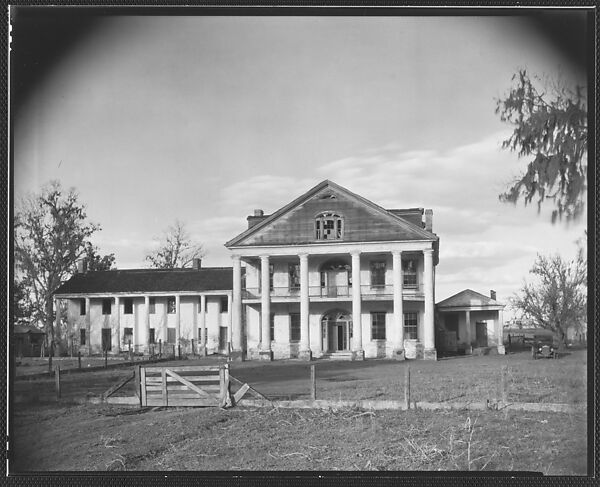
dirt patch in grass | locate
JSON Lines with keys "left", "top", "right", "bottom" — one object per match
{"left": 11, "top": 401, "right": 587, "bottom": 474}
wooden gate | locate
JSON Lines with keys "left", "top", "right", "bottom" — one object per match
{"left": 140, "top": 364, "right": 231, "bottom": 407}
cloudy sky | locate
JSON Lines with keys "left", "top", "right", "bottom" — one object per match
{"left": 12, "top": 10, "right": 588, "bottom": 309}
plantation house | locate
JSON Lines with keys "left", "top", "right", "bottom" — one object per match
{"left": 53, "top": 180, "right": 505, "bottom": 360}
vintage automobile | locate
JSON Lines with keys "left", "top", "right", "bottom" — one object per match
{"left": 531, "top": 337, "right": 558, "bottom": 359}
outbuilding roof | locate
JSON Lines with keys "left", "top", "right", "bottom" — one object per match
{"left": 436, "top": 289, "right": 504, "bottom": 310}
{"left": 53, "top": 267, "right": 233, "bottom": 296}
{"left": 14, "top": 324, "right": 46, "bottom": 335}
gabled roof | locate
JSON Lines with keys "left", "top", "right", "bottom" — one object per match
{"left": 53, "top": 267, "right": 233, "bottom": 296}
{"left": 225, "top": 179, "right": 437, "bottom": 247}
{"left": 437, "top": 289, "right": 504, "bottom": 309}
{"left": 14, "top": 324, "right": 45, "bottom": 335}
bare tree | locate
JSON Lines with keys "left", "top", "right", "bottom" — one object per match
{"left": 14, "top": 181, "right": 109, "bottom": 351}
{"left": 495, "top": 69, "right": 587, "bottom": 223}
{"left": 512, "top": 250, "right": 587, "bottom": 348}
{"left": 145, "top": 220, "right": 205, "bottom": 269}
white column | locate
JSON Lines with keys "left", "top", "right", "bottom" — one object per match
{"left": 423, "top": 249, "right": 436, "bottom": 357}
{"left": 351, "top": 252, "right": 363, "bottom": 357}
{"left": 392, "top": 251, "right": 404, "bottom": 356}
{"left": 299, "top": 253, "right": 311, "bottom": 359}
{"left": 227, "top": 293, "right": 233, "bottom": 350}
{"left": 497, "top": 308, "right": 505, "bottom": 354}
{"left": 232, "top": 255, "right": 243, "bottom": 353}
{"left": 85, "top": 297, "right": 91, "bottom": 356}
{"left": 144, "top": 295, "right": 151, "bottom": 353}
{"left": 114, "top": 296, "right": 121, "bottom": 353}
{"left": 200, "top": 295, "right": 206, "bottom": 353}
{"left": 175, "top": 294, "right": 181, "bottom": 348}
{"left": 465, "top": 310, "right": 472, "bottom": 351}
{"left": 260, "top": 255, "right": 272, "bottom": 356}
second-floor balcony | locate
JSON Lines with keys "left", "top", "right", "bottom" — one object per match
{"left": 242, "top": 283, "right": 424, "bottom": 300}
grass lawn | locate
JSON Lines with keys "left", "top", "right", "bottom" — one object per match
{"left": 11, "top": 402, "right": 587, "bottom": 473}
{"left": 10, "top": 349, "right": 588, "bottom": 473}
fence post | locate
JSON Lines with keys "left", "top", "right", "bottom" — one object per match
{"left": 178, "top": 344, "right": 181, "bottom": 360}
{"left": 191, "top": 339, "right": 195, "bottom": 356}
{"left": 55, "top": 365, "right": 61, "bottom": 400}
{"left": 159, "top": 339, "right": 162, "bottom": 358}
{"left": 404, "top": 365, "right": 410, "bottom": 410}
{"left": 104, "top": 348, "right": 108, "bottom": 369}
{"left": 134, "top": 365, "right": 141, "bottom": 406}
{"left": 129, "top": 340, "right": 133, "bottom": 362}
{"left": 501, "top": 365, "right": 508, "bottom": 404}
{"left": 311, "top": 365, "right": 316, "bottom": 401}
{"left": 78, "top": 351, "right": 81, "bottom": 370}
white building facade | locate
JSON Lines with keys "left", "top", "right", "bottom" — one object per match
{"left": 53, "top": 265, "right": 233, "bottom": 356}
{"left": 226, "top": 180, "right": 440, "bottom": 361}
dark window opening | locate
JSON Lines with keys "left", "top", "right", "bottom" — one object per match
{"left": 403, "top": 260, "right": 418, "bottom": 288}
{"left": 288, "top": 263, "right": 300, "bottom": 290}
{"left": 149, "top": 328, "right": 156, "bottom": 344}
{"left": 370, "top": 261, "right": 386, "bottom": 288}
{"left": 167, "top": 297, "right": 176, "bottom": 314}
{"left": 102, "top": 328, "right": 112, "bottom": 351}
{"left": 220, "top": 297, "right": 229, "bottom": 313}
{"left": 167, "top": 327, "right": 176, "bottom": 343}
{"left": 315, "top": 212, "right": 343, "bottom": 240}
{"left": 270, "top": 313, "right": 275, "bottom": 342}
{"left": 290, "top": 313, "right": 301, "bottom": 342}
{"left": 371, "top": 312, "right": 386, "bottom": 340}
{"left": 102, "top": 299, "right": 112, "bottom": 315}
{"left": 79, "top": 299, "right": 86, "bottom": 316}
{"left": 80, "top": 328, "right": 86, "bottom": 346}
{"left": 149, "top": 298, "right": 156, "bottom": 314}
{"left": 124, "top": 298, "right": 133, "bottom": 314}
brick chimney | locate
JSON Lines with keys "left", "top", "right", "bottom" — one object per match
{"left": 247, "top": 209, "right": 268, "bottom": 229}
{"left": 192, "top": 258, "right": 201, "bottom": 270}
{"left": 490, "top": 290, "right": 497, "bottom": 301}
{"left": 424, "top": 209, "right": 433, "bottom": 232}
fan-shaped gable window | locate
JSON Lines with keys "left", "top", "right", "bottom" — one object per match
{"left": 315, "top": 212, "right": 344, "bottom": 240}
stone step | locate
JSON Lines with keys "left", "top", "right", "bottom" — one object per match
{"left": 321, "top": 351, "right": 354, "bottom": 361}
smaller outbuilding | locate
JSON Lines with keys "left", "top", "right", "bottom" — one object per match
{"left": 13, "top": 323, "right": 46, "bottom": 357}
{"left": 436, "top": 289, "right": 505, "bottom": 355}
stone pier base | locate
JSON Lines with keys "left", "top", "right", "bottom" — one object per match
{"left": 258, "top": 350, "right": 273, "bottom": 361}
{"left": 298, "top": 350, "right": 313, "bottom": 361}
{"left": 423, "top": 348, "right": 438, "bottom": 361}
{"left": 392, "top": 349, "right": 406, "bottom": 361}
{"left": 352, "top": 350, "right": 365, "bottom": 361}
{"left": 497, "top": 345, "right": 506, "bottom": 355}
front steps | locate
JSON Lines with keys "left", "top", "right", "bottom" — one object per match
{"left": 320, "top": 351, "right": 355, "bottom": 361}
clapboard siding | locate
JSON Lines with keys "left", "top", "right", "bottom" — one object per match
{"left": 242, "top": 189, "right": 427, "bottom": 246}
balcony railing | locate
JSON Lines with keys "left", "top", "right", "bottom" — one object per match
{"left": 243, "top": 283, "right": 423, "bottom": 299}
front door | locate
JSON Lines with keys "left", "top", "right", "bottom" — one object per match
{"left": 475, "top": 322, "right": 488, "bottom": 347}
{"left": 327, "top": 322, "right": 347, "bottom": 351}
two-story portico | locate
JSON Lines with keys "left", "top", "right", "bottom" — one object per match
{"left": 226, "top": 180, "right": 440, "bottom": 361}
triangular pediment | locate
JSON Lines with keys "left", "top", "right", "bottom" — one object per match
{"left": 226, "top": 180, "right": 436, "bottom": 247}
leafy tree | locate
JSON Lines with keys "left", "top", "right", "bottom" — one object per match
{"left": 14, "top": 181, "right": 108, "bottom": 349}
{"left": 511, "top": 251, "right": 586, "bottom": 348}
{"left": 145, "top": 220, "right": 205, "bottom": 269}
{"left": 77, "top": 242, "right": 116, "bottom": 272}
{"left": 12, "top": 279, "right": 33, "bottom": 325}
{"left": 495, "top": 69, "right": 587, "bottom": 223}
